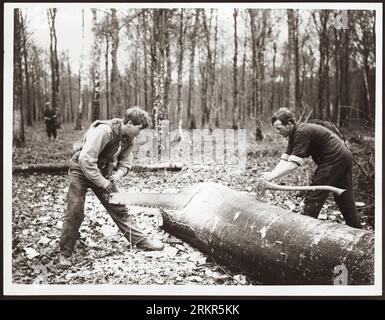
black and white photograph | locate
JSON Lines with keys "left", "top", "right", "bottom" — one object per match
{"left": 3, "top": 2, "right": 382, "bottom": 297}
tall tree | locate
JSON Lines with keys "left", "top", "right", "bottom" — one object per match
{"left": 75, "top": 9, "right": 84, "bottom": 130}
{"left": 164, "top": 10, "right": 174, "bottom": 119}
{"left": 47, "top": 9, "right": 60, "bottom": 113}
{"left": 339, "top": 11, "right": 351, "bottom": 127}
{"left": 353, "top": 10, "right": 375, "bottom": 121}
{"left": 200, "top": 9, "right": 216, "bottom": 128}
{"left": 13, "top": 9, "right": 25, "bottom": 146}
{"left": 104, "top": 13, "right": 111, "bottom": 118}
{"left": 287, "top": 9, "right": 300, "bottom": 112}
{"left": 20, "top": 12, "right": 32, "bottom": 126}
{"left": 110, "top": 9, "right": 121, "bottom": 117}
{"left": 66, "top": 55, "right": 74, "bottom": 123}
{"left": 270, "top": 42, "right": 277, "bottom": 114}
{"left": 312, "top": 10, "right": 331, "bottom": 119}
{"left": 249, "top": 9, "right": 270, "bottom": 132}
{"left": 187, "top": 9, "right": 200, "bottom": 129}
{"left": 141, "top": 9, "right": 150, "bottom": 112}
{"left": 151, "top": 9, "right": 168, "bottom": 131}
{"left": 232, "top": 9, "right": 239, "bottom": 129}
{"left": 91, "top": 9, "right": 102, "bottom": 121}
{"left": 240, "top": 13, "right": 248, "bottom": 127}
{"left": 176, "top": 9, "right": 187, "bottom": 135}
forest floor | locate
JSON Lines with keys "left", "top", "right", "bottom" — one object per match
{"left": 10, "top": 122, "right": 375, "bottom": 286}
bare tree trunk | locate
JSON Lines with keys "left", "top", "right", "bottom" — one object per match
{"left": 187, "top": 9, "right": 200, "bottom": 129}
{"left": 59, "top": 54, "right": 67, "bottom": 122}
{"left": 312, "top": 10, "right": 330, "bottom": 119}
{"left": 249, "top": 9, "right": 269, "bottom": 138}
{"left": 240, "top": 16, "right": 248, "bottom": 127}
{"left": 270, "top": 42, "right": 277, "bottom": 115}
{"left": 334, "top": 28, "right": 341, "bottom": 123}
{"left": 176, "top": 9, "right": 187, "bottom": 135}
{"left": 75, "top": 9, "right": 84, "bottom": 130}
{"left": 47, "top": 9, "right": 60, "bottom": 114}
{"left": 362, "top": 55, "right": 371, "bottom": 119}
{"left": 339, "top": 19, "right": 350, "bottom": 127}
{"left": 66, "top": 56, "right": 74, "bottom": 123}
{"left": 201, "top": 9, "right": 215, "bottom": 128}
{"left": 105, "top": 25, "right": 110, "bottom": 119}
{"left": 20, "top": 13, "right": 32, "bottom": 126}
{"left": 209, "top": 11, "right": 219, "bottom": 129}
{"left": 249, "top": 9, "right": 259, "bottom": 120}
{"left": 294, "top": 12, "right": 301, "bottom": 112}
{"left": 232, "top": 9, "right": 239, "bottom": 130}
{"left": 164, "top": 11, "right": 173, "bottom": 119}
{"left": 91, "top": 9, "right": 101, "bottom": 121}
{"left": 141, "top": 10, "right": 149, "bottom": 112}
{"left": 43, "top": 50, "right": 48, "bottom": 109}
{"left": 13, "top": 9, "right": 25, "bottom": 146}
{"left": 287, "top": 9, "right": 296, "bottom": 111}
{"left": 151, "top": 9, "right": 168, "bottom": 158}
{"left": 110, "top": 9, "right": 120, "bottom": 117}
{"left": 135, "top": 22, "right": 140, "bottom": 106}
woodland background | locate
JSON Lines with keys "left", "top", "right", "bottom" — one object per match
{"left": 10, "top": 7, "right": 376, "bottom": 285}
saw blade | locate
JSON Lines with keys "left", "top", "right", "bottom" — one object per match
{"left": 109, "top": 191, "right": 193, "bottom": 210}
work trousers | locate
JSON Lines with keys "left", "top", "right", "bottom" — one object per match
{"left": 46, "top": 122, "right": 57, "bottom": 139}
{"left": 59, "top": 166, "right": 147, "bottom": 257}
{"left": 302, "top": 151, "right": 361, "bottom": 229}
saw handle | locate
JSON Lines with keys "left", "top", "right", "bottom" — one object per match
{"left": 263, "top": 181, "right": 346, "bottom": 196}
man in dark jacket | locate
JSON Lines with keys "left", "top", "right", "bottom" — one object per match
{"left": 59, "top": 106, "right": 164, "bottom": 268}
{"left": 259, "top": 108, "right": 361, "bottom": 229}
{"left": 43, "top": 102, "right": 57, "bottom": 140}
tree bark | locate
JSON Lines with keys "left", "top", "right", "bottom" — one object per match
{"left": 47, "top": 9, "right": 60, "bottom": 113}
{"left": 200, "top": 9, "right": 215, "bottom": 128}
{"left": 164, "top": 10, "right": 174, "bottom": 120}
{"left": 240, "top": 16, "right": 248, "bottom": 127}
{"left": 141, "top": 10, "right": 150, "bottom": 112}
{"left": 13, "top": 9, "right": 25, "bottom": 146}
{"left": 160, "top": 182, "right": 374, "bottom": 285}
{"left": 20, "top": 13, "right": 32, "bottom": 126}
{"left": 270, "top": 42, "right": 277, "bottom": 115}
{"left": 66, "top": 55, "right": 74, "bottom": 123}
{"left": 91, "top": 9, "right": 101, "bottom": 121}
{"left": 176, "top": 9, "right": 187, "bottom": 135}
{"left": 187, "top": 9, "right": 200, "bottom": 129}
{"left": 110, "top": 9, "right": 120, "bottom": 117}
{"left": 287, "top": 9, "right": 297, "bottom": 111}
{"left": 232, "top": 9, "right": 239, "bottom": 130}
{"left": 75, "top": 9, "right": 85, "bottom": 130}
{"left": 151, "top": 10, "right": 167, "bottom": 129}
{"left": 105, "top": 21, "right": 110, "bottom": 119}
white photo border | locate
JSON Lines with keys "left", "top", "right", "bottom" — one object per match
{"left": 3, "top": 2, "right": 383, "bottom": 296}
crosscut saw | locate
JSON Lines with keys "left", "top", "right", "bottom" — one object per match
{"left": 108, "top": 181, "right": 345, "bottom": 210}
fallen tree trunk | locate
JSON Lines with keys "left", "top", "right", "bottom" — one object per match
{"left": 160, "top": 182, "right": 374, "bottom": 285}
{"left": 13, "top": 162, "right": 183, "bottom": 174}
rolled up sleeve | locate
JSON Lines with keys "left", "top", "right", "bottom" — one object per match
{"left": 288, "top": 155, "right": 305, "bottom": 166}
{"left": 280, "top": 153, "right": 289, "bottom": 161}
{"left": 78, "top": 126, "right": 111, "bottom": 188}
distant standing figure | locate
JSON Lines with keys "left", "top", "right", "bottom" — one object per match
{"left": 43, "top": 102, "right": 57, "bottom": 140}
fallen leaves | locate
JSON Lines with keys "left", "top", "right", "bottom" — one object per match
{"left": 11, "top": 123, "right": 374, "bottom": 285}
{"left": 24, "top": 247, "right": 40, "bottom": 259}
